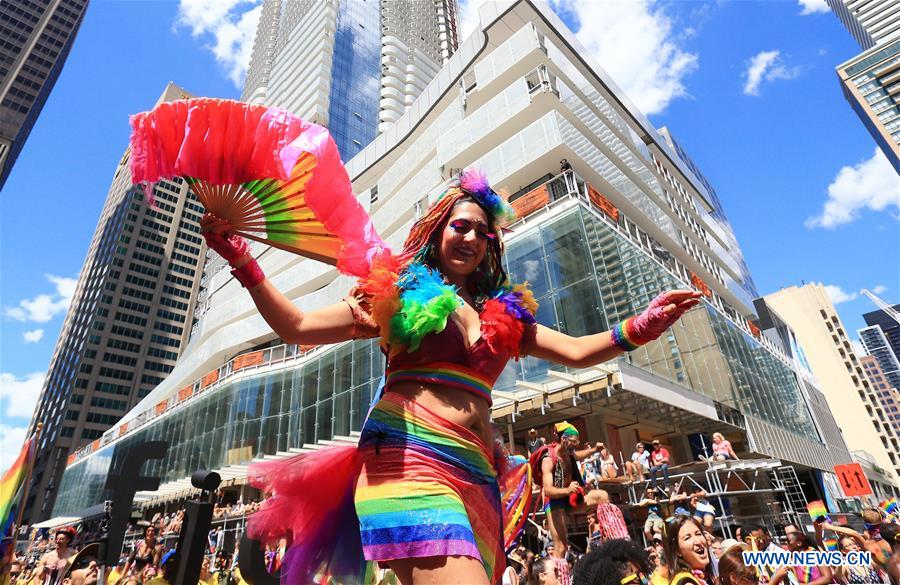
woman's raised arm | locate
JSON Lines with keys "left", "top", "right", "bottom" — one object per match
{"left": 202, "top": 213, "right": 361, "bottom": 346}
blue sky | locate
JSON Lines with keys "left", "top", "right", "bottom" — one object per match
{"left": 1, "top": 0, "right": 898, "bottom": 471}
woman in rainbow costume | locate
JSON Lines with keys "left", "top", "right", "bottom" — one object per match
{"left": 123, "top": 100, "right": 700, "bottom": 584}
{"left": 202, "top": 168, "right": 699, "bottom": 584}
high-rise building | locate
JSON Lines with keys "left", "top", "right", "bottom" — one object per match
{"left": 828, "top": 0, "right": 900, "bottom": 173}
{"left": 0, "top": 0, "right": 89, "bottom": 191}
{"left": 864, "top": 304, "right": 900, "bottom": 359}
{"left": 860, "top": 354, "right": 900, "bottom": 434}
{"left": 765, "top": 284, "right": 900, "bottom": 481}
{"left": 21, "top": 83, "right": 207, "bottom": 524}
{"left": 48, "top": 0, "right": 888, "bottom": 527}
{"left": 241, "top": 0, "right": 458, "bottom": 162}
{"left": 825, "top": 0, "right": 900, "bottom": 50}
{"left": 835, "top": 41, "right": 900, "bottom": 173}
{"left": 859, "top": 324, "right": 900, "bottom": 390}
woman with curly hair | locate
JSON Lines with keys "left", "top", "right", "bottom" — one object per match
{"left": 203, "top": 170, "right": 699, "bottom": 584}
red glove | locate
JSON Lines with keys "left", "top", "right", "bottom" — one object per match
{"left": 202, "top": 226, "right": 253, "bottom": 266}
{"left": 630, "top": 292, "right": 684, "bottom": 342}
{"left": 201, "top": 213, "right": 264, "bottom": 288}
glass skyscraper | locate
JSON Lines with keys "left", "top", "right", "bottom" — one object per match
{"left": 0, "top": 0, "right": 89, "bottom": 191}
{"left": 241, "top": 0, "right": 458, "bottom": 162}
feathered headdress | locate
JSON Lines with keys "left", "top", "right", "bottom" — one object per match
{"left": 459, "top": 168, "right": 516, "bottom": 223}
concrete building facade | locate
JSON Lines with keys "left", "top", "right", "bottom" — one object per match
{"left": 825, "top": 0, "right": 900, "bottom": 50}
{"left": 0, "top": 0, "right": 89, "bottom": 191}
{"left": 765, "top": 284, "right": 900, "bottom": 484}
{"left": 860, "top": 354, "right": 900, "bottom": 435}
{"left": 22, "top": 83, "right": 207, "bottom": 524}
{"left": 835, "top": 40, "right": 900, "bottom": 173}
{"left": 47, "top": 2, "right": 870, "bottom": 527}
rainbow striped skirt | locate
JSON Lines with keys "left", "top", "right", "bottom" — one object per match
{"left": 355, "top": 393, "right": 530, "bottom": 583}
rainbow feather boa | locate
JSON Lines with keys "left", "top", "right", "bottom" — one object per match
{"left": 359, "top": 254, "right": 537, "bottom": 356}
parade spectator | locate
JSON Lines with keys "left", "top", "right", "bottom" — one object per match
{"left": 125, "top": 525, "right": 163, "bottom": 576}
{"left": 662, "top": 516, "right": 713, "bottom": 585}
{"left": 598, "top": 447, "right": 619, "bottom": 480}
{"left": 35, "top": 526, "right": 77, "bottom": 585}
{"left": 649, "top": 440, "right": 671, "bottom": 491}
{"left": 711, "top": 433, "right": 738, "bottom": 461}
{"left": 821, "top": 510, "right": 891, "bottom": 571}
{"left": 528, "top": 428, "right": 547, "bottom": 454}
{"left": 636, "top": 487, "right": 665, "bottom": 543}
{"left": 690, "top": 489, "right": 716, "bottom": 530}
{"left": 772, "top": 532, "right": 832, "bottom": 585}
{"left": 708, "top": 537, "right": 724, "bottom": 560}
{"left": 716, "top": 543, "right": 757, "bottom": 585}
{"left": 590, "top": 489, "right": 630, "bottom": 542}
{"left": 530, "top": 555, "right": 562, "bottom": 585}
{"left": 746, "top": 525, "right": 782, "bottom": 553}
{"left": 572, "top": 538, "right": 651, "bottom": 585}
{"left": 834, "top": 535, "right": 886, "bottom": 584}
{"left": 628, "top": 443, "right": 650, "bottom": 483}
{"left": 107, "top": 558, "right": 127, "bottom": 585}
{"left": 879, "top": 523, "right": 900, "bottom": 585}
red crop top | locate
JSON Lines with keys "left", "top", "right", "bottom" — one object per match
{"left": 344, "top": 288, "right": 536, "bottom": 405}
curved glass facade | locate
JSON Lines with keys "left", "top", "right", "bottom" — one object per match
{"left": 54, "top": 202, "right": 817, "bottom": 516}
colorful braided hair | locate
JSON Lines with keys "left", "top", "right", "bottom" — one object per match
{"left": 358, "top": 169, "right": 537, "bottom": 356}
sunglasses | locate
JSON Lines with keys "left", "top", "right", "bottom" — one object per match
{"left": 621, "top": 572, "right": 650, "bottom": 585}
{"left": 448, "top": 219, "right": 496, "bottom": 241}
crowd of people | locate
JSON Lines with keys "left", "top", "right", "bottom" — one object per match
{"left": 497, "top": 504, "right": 900, "bottom": 585}
{"left": 5, "top": 494, "right": 268, "bottom": 585}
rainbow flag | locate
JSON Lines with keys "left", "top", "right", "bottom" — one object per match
{"left": 880, "top": 498, "right": 899, "bottom": 518}
{"left": 0, "top": 435, "right": 35, "bottom": 532}
{"left": 823, "top": 537, "right": 838, "bottom": 551}
{"left": 806, "top": 499, "right": 828, "bottom": 521}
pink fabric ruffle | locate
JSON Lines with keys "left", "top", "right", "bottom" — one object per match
{"left": 129, "top": 98, "right": 388, "bottom": 278}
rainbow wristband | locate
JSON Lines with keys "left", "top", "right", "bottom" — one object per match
{"left": 611, "top": 318, "right": 645, "bottom": 351}
{"left": 231, "top": 259, "right": 265, "bottom": 288}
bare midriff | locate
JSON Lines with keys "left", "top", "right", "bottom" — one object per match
{"left": 387, "top": 381, "right": 493, "bottom": 447}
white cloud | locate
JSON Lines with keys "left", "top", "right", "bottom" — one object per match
{"left": 0, "top": 425, "right": 29, "bottom": 476}
{"left": 562, "top": 0, "right": 698, "bottom": 115}
{"left": 742, "top": 50, "right": 800, "bottom": 96}
{"left": 798, "top": 0, "right": 830, "bottom": 15}
{"left": 3, "top": 274, "right": 76, "bottom": 323}
{"left": 0, "top": 372, "right": 44, "bottom": 420}
{"left": 805, "top": 148, "right": 900, "bottom": 229}
{"left": 175, "top": 0, "right": 263, "bottom": 88}
{"left": 23, "top": 329, "right": 44, "bottom": 343}
{"left": 872, "top": 285, "right": 888, "bottom": 295}
{"left": 822, "top": 284, "right": 858, "bottom": 305}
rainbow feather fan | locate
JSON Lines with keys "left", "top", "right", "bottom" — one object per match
{"left": 129, "top": 98, "right": 388, "bottom": 278}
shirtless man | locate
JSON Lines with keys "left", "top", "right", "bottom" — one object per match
{"left": 880, "top": 523, "right": 900, "bottom": 585}
{"left": 540, "top": 421, "right": 601, "bottom": 584}
{"left": 35, "top": 526, "right": 77, "bottom": 585}
{"left": 821, "top": 508, "right": 893, "bottom": 572}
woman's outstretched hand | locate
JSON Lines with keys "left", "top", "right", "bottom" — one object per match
{"left": 200, "top": 212, "right": 252, "bottom": 266}
{"left": 630, "top": 290, "right": 703, "bottom": 343}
